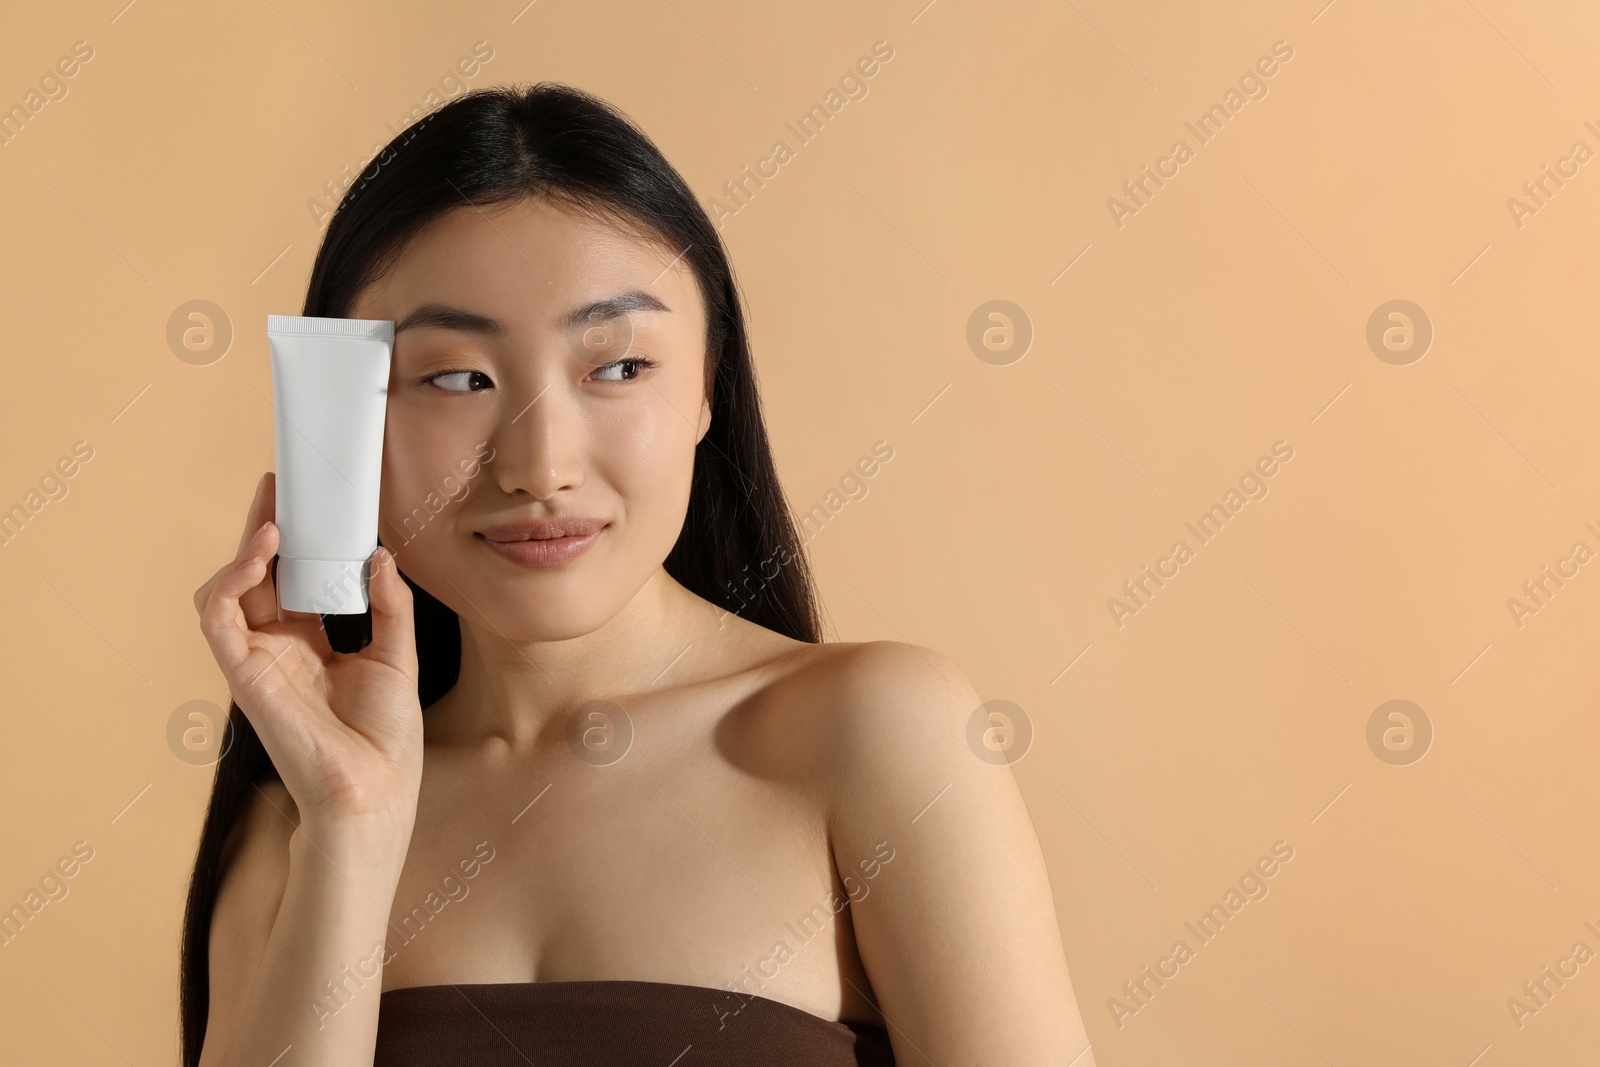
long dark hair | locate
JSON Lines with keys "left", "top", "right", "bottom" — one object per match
{"left": 179, "top": 81, "right": 824, "bottom": 1066}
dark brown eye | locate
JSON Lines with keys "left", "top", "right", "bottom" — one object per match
{"left": 591, "top": 357, "right": 658, "bottom": 382}
{"left": 426, "top": 370, "right": 492, "bottom": 392}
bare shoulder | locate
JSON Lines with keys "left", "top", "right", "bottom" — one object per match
{"left": 202, "top": 771, "right": 298, "bottom": 1059}
{"left": 756, "top": 638, "right": 985, "bottom": 783}
{"left": 762, "top": 639, "right": 1095, "bottom": 1064}
{"left": 824, "top": 638, "right": 978, "bottom": 716}
{"left": 775, "top": 638, "right": 973, "bottom": 692}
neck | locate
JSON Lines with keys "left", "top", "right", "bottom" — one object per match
{"left": 425, "top": 567, "right": 722, "bottom": 749}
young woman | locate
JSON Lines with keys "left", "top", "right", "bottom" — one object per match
{"left": 184, "top": 82, "right": 1093, "bottom": 1066}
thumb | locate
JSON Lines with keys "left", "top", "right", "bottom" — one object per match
{"left": 365, "top": 545, "right": 418, "bottom": 678}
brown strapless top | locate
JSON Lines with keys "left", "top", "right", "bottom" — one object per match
{"left": 374, "top": 979, "right": 896, "bottom": 1065}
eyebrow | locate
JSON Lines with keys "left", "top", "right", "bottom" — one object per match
{"left": 393, "top": 290, "right": 672, "bottom": 337}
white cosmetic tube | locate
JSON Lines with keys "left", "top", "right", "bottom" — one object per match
{"left": 266, "top": 315, "right": 393, "bottom": 615}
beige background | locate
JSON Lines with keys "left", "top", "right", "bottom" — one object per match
{"left": 1, "top": 0, "right": 1595, "bottom": 1063}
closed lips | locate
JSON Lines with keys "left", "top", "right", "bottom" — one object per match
{"left": 477, "top": 518, "right": 605, "bottom": 541}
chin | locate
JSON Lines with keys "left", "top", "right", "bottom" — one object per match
{"left": 493, "top": 599, "right": 619, "bottom": 642}
{"left": 455, "top": 571, "right": 626, "bottom": 641}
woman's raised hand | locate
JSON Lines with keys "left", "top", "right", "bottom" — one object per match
{"left": 193, "top": 471, "right": 423, "bottom": 852}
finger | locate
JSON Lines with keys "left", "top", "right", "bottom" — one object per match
{"left": 193, "top": 475, "right": 273, "bottom": 619}
{"left": 240, "top": 472, "right": 291, "bottom": 624}
{"left": 234, "top": 473, "right": 271, "bottom": 557}
{"left": 364, "top": 545, "right": 417, "bottom": 678}
{"left": 197, "top": 554, "right": 318, "bottom": 758}
{"left": 237, "top": 519, "right": 283, "bottom": 629}
{"left": 194, "top": 540, "right": 263, "bottom": 618}
{"left": 197, "top": 552, "right": 273, "bottom": 684}
{"left": 230, "top": 472, "right": 285, "bottom": 629}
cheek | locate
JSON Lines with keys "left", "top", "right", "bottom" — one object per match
{"left": 379, "top": 410, "right": 476, "bottom": 531}
{"left": 595, "top": 404, "right": 697, "bottom": 524}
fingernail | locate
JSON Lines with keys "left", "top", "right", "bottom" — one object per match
{"left": 250, "top": 520, "right": 272, "bottom": 543}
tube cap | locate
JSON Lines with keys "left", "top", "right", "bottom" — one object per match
{"left": 276, "top": 556, "right": 372, "bottom": 615}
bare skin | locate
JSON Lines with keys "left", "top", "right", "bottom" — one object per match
{"left": 193, "top": 196, "right": 1094, "bottom": 1065}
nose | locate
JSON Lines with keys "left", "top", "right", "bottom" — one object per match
{"left": 489, "top": 380, "right": 585, "bottom": 502}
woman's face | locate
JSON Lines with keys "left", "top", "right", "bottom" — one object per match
{"left": 349, "top": 195, "right": 712, "bottom": 641}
